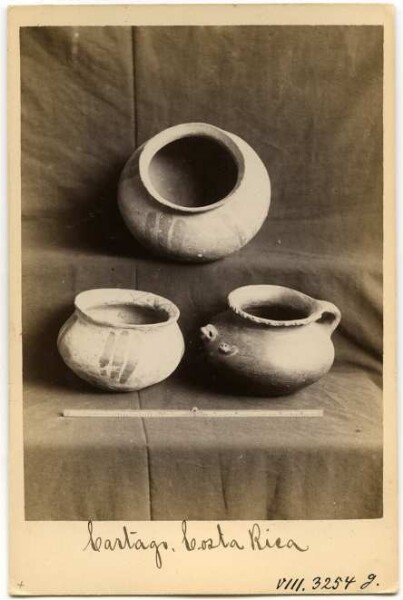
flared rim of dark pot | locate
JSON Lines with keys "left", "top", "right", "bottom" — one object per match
{"left": 74, "top": 288, "right": 180, "bottom": 330}
{"left": 227, "top": 284, "right": 327, "bottom": 328}
{"left": 138, "top": 122, "right": 246, "bottom": 214}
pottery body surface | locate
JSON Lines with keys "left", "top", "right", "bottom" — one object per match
{"left": 118, "top": 122, "right": 271, "bottom": 261}
{"left": 200, "top": 285, "right": 341, "bottom": 396}
{"left": 58, "top": 289, "right": 185, "bottom": 392}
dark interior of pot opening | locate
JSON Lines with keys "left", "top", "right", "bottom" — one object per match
{"left": 148, "top": 135, "right": 239, "bottom": 207}
{"left": 243, "top": 302, "right": 310, "bottom": 322}
{"left": 87, "top": 303, "right": 169, "bottom": 326}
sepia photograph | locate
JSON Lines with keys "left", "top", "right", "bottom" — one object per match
{"left": 9, "top": 4, "right": 396, "bottom": 596}
{"left": 21, "top": 22, "right": 383, "bottom": 522}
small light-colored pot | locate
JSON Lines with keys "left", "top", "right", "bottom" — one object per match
{"left": 118, "top": 122, "right": 271, "bottom": 262}
{"left": 57, "top": 289, "right": 185, "bottom": 392}
{"left": 200, "top": 285, "right": 341, "bottom": 396}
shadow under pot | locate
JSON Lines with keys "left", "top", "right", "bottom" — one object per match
{"left": 118, "top": 122, "right": 271, "bottom": 262}
{"left": 200, "top": 285, "right": 341, "bottom": 396}
{"left": 57, "top": 289, "right": 185, "bottom": 392}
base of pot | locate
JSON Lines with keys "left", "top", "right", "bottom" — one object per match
{"left": 200, "top": 362, "right": 323, "bottom": 398}
{"left": 67, "top": 367, "right": 167, "bottom": 393}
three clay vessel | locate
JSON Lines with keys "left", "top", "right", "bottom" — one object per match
{"left": 57, "top": 288, "right": 184, "bottom": 392}
{"left": 200, "top": 285, "right": 341, "bottom": 396}
{"left": 118, "top": 122, "right": 271, "bottom": 261}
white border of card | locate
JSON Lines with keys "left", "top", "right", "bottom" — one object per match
{"left": 8, "top": 4, "right": 397, "bottom": 596}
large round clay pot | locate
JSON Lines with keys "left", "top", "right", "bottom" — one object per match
{"left": 200, "top": 285, "right": 341, "bottom": 396}
{"left": 118, "top": 122, "right": 271, "bottom": 261}
{"left": 57, "top": 289, "right": 184, "bottom": 392}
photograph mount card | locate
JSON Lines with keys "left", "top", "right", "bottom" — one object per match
{"left": 8, "top": 3, "right": 397, "bottom": 596}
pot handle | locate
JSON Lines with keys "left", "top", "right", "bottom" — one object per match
{"left": 317, "top": 301, "right": 341, "bottom": 333}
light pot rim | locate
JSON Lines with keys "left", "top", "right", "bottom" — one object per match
{"left": 138, "top": 122, "right": 246, "bottom": 214}
{"left": 228, "top": 284, "right": 325, "bottom": 328}
{"left": 74, "top": 288, "right": 180, "bottom": 330}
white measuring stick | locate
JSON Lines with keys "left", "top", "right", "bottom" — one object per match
{"left": 61, "top": 408, "right": 324, "bottom": 418}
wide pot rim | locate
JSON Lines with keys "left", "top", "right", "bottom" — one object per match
{"left": 74, "top": 288, "right": 180, "bottom": 330}
{"left": 228, "top": 284, "right": 327, "bottom": 328}
{"left": 138, "top": 122, "right": 246, "bottom": 214}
